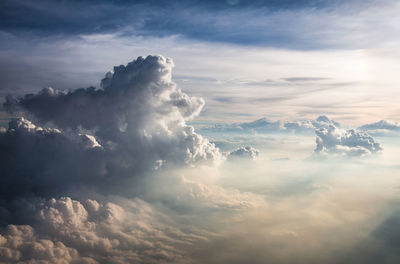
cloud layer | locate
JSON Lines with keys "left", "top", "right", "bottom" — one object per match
{"left": 0, "top": 54, "right": 398, "bottom": 264}
{"left": 200, "top": 115, "right": 341, "bottom": 135}
{"left": 359, "top": 120, "right": 400, "bottom": 132}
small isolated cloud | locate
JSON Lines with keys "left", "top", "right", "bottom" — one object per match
{"left": 79, "top": 134, "right": 102, "bottom": 149}
{"left": 228, "top": 146, "right": 260, "bottom": 160}
{"left": 314, "top": 124, "right": 382, "bottom": 157}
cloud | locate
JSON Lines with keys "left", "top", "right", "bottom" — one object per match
{"left": 1, "top": 55, "right": 221, "bottom": 199}
{"left": 282, "top": 77, "right": 330, "bottom": 82}
{"left": 0, "top": 0, "right": 391, "bottom": 49}
{"left": 0, "top": 196, "right": 204, "bottom": 264}
{"left": 228, "top": 146, "right": 260, "bottom": 160}
{"left": 0, "top": 53, "right": 398, "bottom": 264}
{"left": 200, "top": 115, "right": 341, "bottom": 135}
{"left": 0, "top": 224, "right": 89, "bottom": 264}
{"left": 314, "top": 124, "right": 382, "bottom": 157}
{"left": 0, "top": 116, "right": 118, "bottom": 200}
{"left": 358, "top": 120, "right": 400, "bottom": 132}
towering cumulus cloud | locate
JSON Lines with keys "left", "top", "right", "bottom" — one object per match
{"left": 1, "top": 55, "right": 221, "bottom": 199}
{"left": 0, "top": 55, "right": 228, "bottom": 263}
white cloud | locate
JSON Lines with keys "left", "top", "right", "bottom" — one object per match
{"left": 314, "top": 124, "right": 382, "bottom": 157}
{"left": 79, "top": 134, "right": 102, "bottom": 149}
{"left": 201, "top": 115, "right": 341, "bottom": 135}
{"left": 228, "top": 146, "right": 260, "bottom": 160}
{"left": 8, "top": 117, "right": 60, "bottom": 135}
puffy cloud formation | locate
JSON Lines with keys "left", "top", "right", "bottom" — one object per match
{"left": 1, "top": 55, "right": 221, "bottom": 199}
{"left": 0, "top": 225, "right": 87, "bottom": 264}
{"left": 314, "top": 124, "right": 382, "bottom": 157}
{"left": 359, "top": 120, "right": 400, "bottom": 132}
{"left": 0, "top": 173, "right": 267, "bottom": 264}
{"left": 201, "top": 115, "right": 340, "bottom": 135}
{"left": 228, "top": 146, "right": 260, "bottom": 160}
{"left": 7, "top": 116, "right": 60, "bottom": 134}
{"left": 7, "top": 55, "right": 220, "bottom": 163}
{"left": 0, "top": 197, "right": 202, "bottom": 264}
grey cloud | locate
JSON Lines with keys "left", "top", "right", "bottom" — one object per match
{"left": 0, "top": 55, "right": 221, "bottom": 200}
{"left": 0, "top": 117, "right": 110, "bottom": 200}
{"left": 0, "top": 0, "right": 389, "bottom": 50}
{"left": 283, "top": 77, "right": 330, "bottom": 82}
{"left": 340, "top": 209, "right": 400, "bottom": 264}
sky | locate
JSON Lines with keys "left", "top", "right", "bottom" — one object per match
{"left": 1, "top": 1, "right": 400, "bottom": 263}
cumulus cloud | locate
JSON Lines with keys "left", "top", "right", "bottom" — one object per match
{"left": 7, "top": 55, "right": 220, "bottom": 164}
{"left": 0, "top": 224, "right": 89, "bottom": 264}
{"left": 0, "top": 196, "right": 205, "bottom": 264}
{"left": 0, "top": 55, "right": 268, "bottom": 263}
{"left": 0, "top": 169, "right": 268, "bottom": 263}
{"left": 228, "top": 146, "right": 260, "bottom": 160}
{"left": 314, "top": 124, "right": 382, "bottom": 157}
{"left": 1, "top": 55, "right": 221, "bottom": 199}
